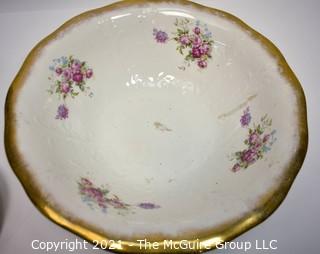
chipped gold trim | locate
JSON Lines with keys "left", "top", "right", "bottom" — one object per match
{"left": 4, "top": 0, "right": 308, "bottom": 253}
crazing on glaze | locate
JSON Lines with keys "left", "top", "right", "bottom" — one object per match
{"left": 153, "top": 18, "right": 214, "bottom": 69}
{"left": 231, "top": 107, "right": 277, "bottom": 172}
{"left": 78, "top": 178, "right": 160, "bottom": 215}
{"left": 48, "top": 56, "right": 94, "bottom": 119}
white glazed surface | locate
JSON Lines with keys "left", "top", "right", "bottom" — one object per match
{"left": 15, "top": 2, "right": 299, "bottom": 238}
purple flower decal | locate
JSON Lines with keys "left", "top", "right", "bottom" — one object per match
{"left": 78, "top": 178, "right": 161, "bottom": 214}
{"left": 232, "top": 163, "right": 241, "bottom": 172}
{"left": 55, "top": 67, "right": 63, "bottom": 75}
{"left": 72, "top": 71, "right": 83, "bottom": 83}
{"left": 231, "top": 110, "right": 277, "bottom": 172}
{"left": 153, "top": 29, "right": 168, "bottom": 43}
{"left": 240, "top": 107, "right": 251, "bottom": 127}
{"left": 192, "top": 47, "right": 202, "bottom": 58}
{"left": 106, "top": 195, "right": 130, "bottom": 210}
{"left": 137, "top": 203, "right": 161, "bottom": 209}
{"left": 263, "top": 134, "right": 270, "bottom": 143}
{"left": 55, "top": 104, "right": 68, "bottom": 120}
{"left": 248, "top": 131, "right": 260, "bottom": 145}
{"left": 173, "top": 19, "right": 213, "bottom": 69}
{"left": 49, "top": 56, "right": 94, "bottom": 120}
{"left": 63, "top": 68, "right": 72, "bottom": 81}
{"left": 192, "top": 35, "right": 202, "bottom": 48}
{"left": 60, "top": 82, "right": 70, "bottom": 94}
{"left": 179, "top": 35, "right": 190, "bottom": 45}
{"left": 153, "top": 18, "right": 214, "bottom": 70}
{"left": 86, "top": 69, "right": 93, "bottom": 79}
{"left": 199, "top": 43, "right": 210, "bottom": 55}
{"left": 193, "top": 26, "right": 201, "bottom": 35}
{"left": 197, "top": 59, "right": 207, "bottom": 69}
{"left": 241, "top": 148, "right": 257, "bottom": 164}
{"left": 78, "top": 178, "right": 108, "bottom": 210}
{"left": 71, "top": 59, "right": 81, "bottom": 70}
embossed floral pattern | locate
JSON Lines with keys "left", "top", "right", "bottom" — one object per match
{"left": 48, "top": 56, "right": 94, "bottom": 119}
{"left": 153, "top": 19, "right": 214, "bottom": 69}
{"left": 78, "top": 178, "right": 160, "bottom": 214}
{"left": 231, "top": 107, "right": 277, "bottom": 172}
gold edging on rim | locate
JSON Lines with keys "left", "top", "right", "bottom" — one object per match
{"left": 4, "top": 0, "right": 308, "bottom": 253}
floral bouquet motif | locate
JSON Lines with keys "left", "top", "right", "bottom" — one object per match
{"left": 153, "top": 18, "right": 214, "bottom": 69}
{"left": 48, "top": 56, "right": 94, "bottom": 119}
{"left": 231, "top": 107, "right": 277, "bottom": 172}
{"left": 78, "top": 177, "right": 160, "bottom": 214}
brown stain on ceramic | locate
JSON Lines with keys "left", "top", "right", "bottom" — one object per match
{"left": 218, "top": 94, "right": 257, "bottom": 120}
{"left": 154, "top": 121, "right": 172, "bottom": 132}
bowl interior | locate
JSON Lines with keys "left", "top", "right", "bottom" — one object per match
{"left": 10, "top": 1, "right": 303, "bottom": 241}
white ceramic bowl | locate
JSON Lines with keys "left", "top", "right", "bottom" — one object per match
{"left": 5, "top": 0, "right": 308, "bottom": 252}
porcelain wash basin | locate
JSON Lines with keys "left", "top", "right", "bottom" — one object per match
{"left": 5, "top": 0, "right": 308, "bottom": 252}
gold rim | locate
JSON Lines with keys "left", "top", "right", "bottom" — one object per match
{"left": 4, "top": 0, "right": 308, "bottom": 253}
